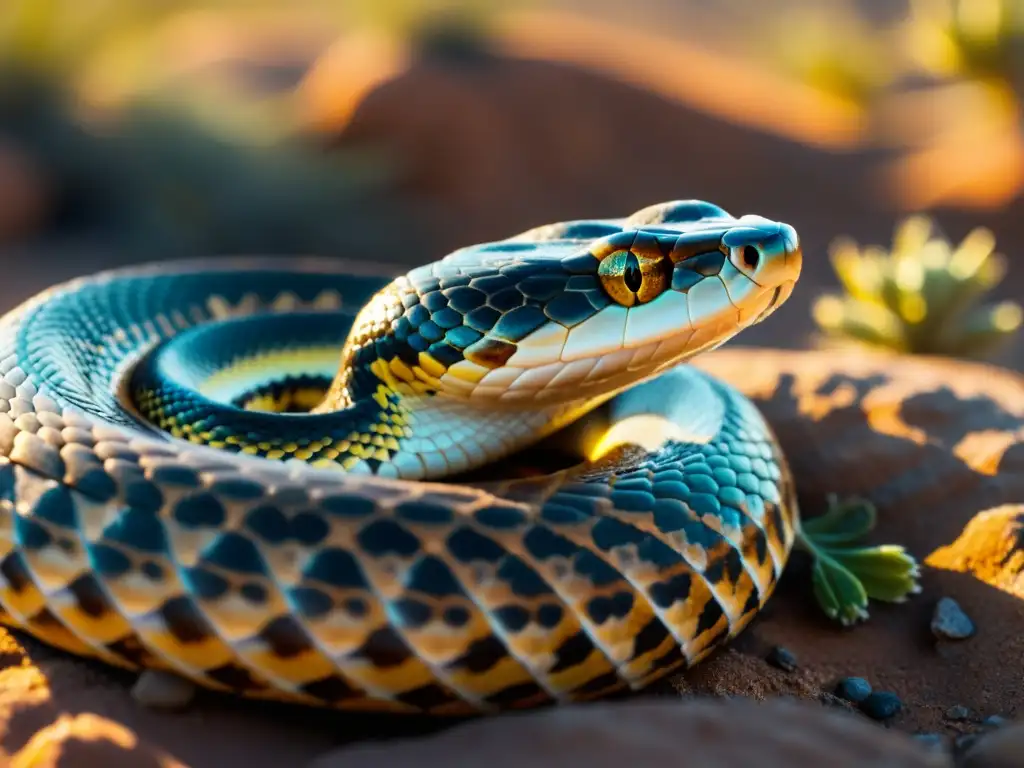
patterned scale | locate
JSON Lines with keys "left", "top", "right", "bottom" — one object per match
{"left": 0, "top": 202, "right": 803, "bottom": 714}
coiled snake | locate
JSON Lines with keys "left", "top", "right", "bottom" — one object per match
{"left": 0, "top": 200, "right": 915, "bottom": 715}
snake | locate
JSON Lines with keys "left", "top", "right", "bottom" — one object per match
{"left": 0, "top": 199, "right": 810, "bottom": 715}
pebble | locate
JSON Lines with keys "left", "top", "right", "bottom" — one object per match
{"left": 945, "top": 704, "right": 973, "bottom": 722}
{"left": 834, "top": 677, "right": 873, "bottom": 704}
{"left": 766, "top": 646, "right": 798, "bottom": 672}
{"left": 930, "top": 597, "right": 976, "bottom": 641}
{"left": 981, "top": 714, "right": 1009, "bottom": 730}
{"left": 859, "top": 691, "right": 903, "bottom": 721}
{"left": 131, "top": 669, "right": 197, "bottom": 711}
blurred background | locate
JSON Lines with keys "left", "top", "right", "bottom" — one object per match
{"left": 0, "top": 0, "right": 1021, "bottom": 368}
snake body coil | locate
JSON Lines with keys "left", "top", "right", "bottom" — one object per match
{"left": 0, "top": 201, "right": 804, "bottom": 714}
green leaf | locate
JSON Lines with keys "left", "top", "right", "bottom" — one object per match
{"left": 811, "top": 554, "right": 869, "bottom": 626}
{"left": 800, "top": 495, "right": 877, "bottom": 545}
{"left": 826, "top": 544, "right": 920, "bottom": 579}
{"left": 856, "top": 571, "right": 922, "bottom": 603}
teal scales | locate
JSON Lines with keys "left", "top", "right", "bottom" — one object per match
{"left": 0, "top": 200, "right": 916, "bottom": 714}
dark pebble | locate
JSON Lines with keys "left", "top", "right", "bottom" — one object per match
{"left": 931, "top": 596, "right": 976, "bottom": 640}
{"left": 766, "top": 646, "right": 798, "bottom": 672}
{"left": 859, "top": 691, "right": 902, "bottom": 721}
{"left": 912, "top": 733, "right": 946, "bottom": 752}
{"left": 981, "top": 714, "right": 1008, "bottom": 730}
{"left": 945, "top": 704, "right": 973, "bottom": 721}
{"left": 834, "top": 677, "right": 872, "bottom": 704}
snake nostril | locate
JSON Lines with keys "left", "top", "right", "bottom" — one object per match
{"left": 742, "top": 245, "right": 760, "bottom": 271}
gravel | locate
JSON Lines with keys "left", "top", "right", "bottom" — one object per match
{"left": 766, "top": 646, "right": 798, "bottom": 672}
{"left": 834, "top": 677, "right": 873, "bottom": 704}
{"left": 859, "top": 691, "right": 903, "bottom": 721}
{"left": 931, "top": 597, "right": 976, "bottom": 641}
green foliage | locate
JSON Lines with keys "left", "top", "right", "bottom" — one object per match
{"left": 904, "top": 0, "right": 1024, "bottom": 89}
{"left": 799, "top": 495, "right": 921, "bottom": 626}
{"left": 812, "top": 216, "right": 1022, "bottom": 359}
{"left": 0, "top": 57, "right": 419, "bottom": 261}
{"left": 758, "top": 3, "right": 901, "bottom": 106}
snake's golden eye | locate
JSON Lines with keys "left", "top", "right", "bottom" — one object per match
{"left": 598, "top": 250, "right": 670, "bottom": 306}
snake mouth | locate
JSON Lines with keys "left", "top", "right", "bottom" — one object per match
{"left": 754, "top": 281, "right": 792, "bottom": 324}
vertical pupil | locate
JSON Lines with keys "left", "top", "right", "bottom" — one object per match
{"left": 623, "top": 252, "right": 643, "bottom": 293}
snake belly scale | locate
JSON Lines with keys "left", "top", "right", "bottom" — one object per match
{"left": 0, "top": 200, "right": 803, "bottom": 715}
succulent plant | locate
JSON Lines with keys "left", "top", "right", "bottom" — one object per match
{"left": 812, "top": 215, "right": 1022, "bottom": 359}
{"left": 757, "top": 3, "right": 901, "bottom": 107}
{"left": 903, "top": 0, "right": 1024, "bottom": 91}
{"left": 799, "top": 495, "right": 921, "bottom": 625}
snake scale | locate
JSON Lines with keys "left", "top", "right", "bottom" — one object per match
{"left": 0, "top": 200, "right": 817, "bottom": 715}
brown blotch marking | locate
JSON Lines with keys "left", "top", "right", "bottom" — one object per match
{"left": 357, "top": 626, "right": 414, "bottom": 668}
{"left": 1, "top": 553, "right": 33, "bottom": 593}
{"left": 260, "top": 615, "right": 315, "bottom": 659}
{"left": 484, "top": 681, "right": 553, "bottom": 709}
{"left": 465, "top": 338, "right": 517, "bottom": 369}
{"left": 300, "top": 674, "right": 366, "bottom": 703}
{"left": 548, "top": 630, "right": 596, "bottom": 674}
{"left": 207, "top": 662, "right": 265, "bottom": 691}
{"left": 67, "top": 574, "right": 111, "bottom": 619}
{"left": 395, "top": 682, "right": 462, "bottom": 711}
{"left": 569, "top": 669, "right": 627, "bottom": 699}
{"left": 447, "top": 634, "right": 507, "bottom": 675}
{"left": 160, "top": 595, "right": 214, "bottom": 644}
{"left": 106, "top": 634, "right": 155, "bottom": 667}
{"left": 645, "top": 642, "right": 687, "bottom": 677}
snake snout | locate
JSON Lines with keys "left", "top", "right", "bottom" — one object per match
{"left": 723, "top": 219, "right": 802, "bottom": 290}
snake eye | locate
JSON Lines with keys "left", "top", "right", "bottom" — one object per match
{"left": 598, "top": 250, "right": 670, "bottom": 307}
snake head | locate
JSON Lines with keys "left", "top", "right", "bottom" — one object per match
{"left": 340, "top": 201, "right": 801, "bottom": 409}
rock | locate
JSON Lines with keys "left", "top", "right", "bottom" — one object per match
{"left": 927, "top": 506, "right": 1024, "bottom": 602}
{"left": 860, "top": 692, "right": 903, "bottom": 721}
{"left": 130, "top": 670, "right": 198, "bottom": 711}
{"left": 945, "top": 704, "right": 973, "bottom": 722}
{"left": 961, "top": 722, "right": 1024, "bottom": 767}
{"left": 834, "top": 677, "right": 873, "bottom": 704}
{"left": 931, "top": 598, "right": 976, "bottom": 641}
{"left": 982, "top": 715, "right": 1009, "bottom": 730}
{"left": 766, "top": 646, "right": 798, "bottom": 672}
{"left": 10, "top": 713, "right": 186, "bottom": 768}
{"left": 308, "top": 698, "right": 951, "bottom": 768}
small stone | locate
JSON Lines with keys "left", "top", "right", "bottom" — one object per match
{"left": 859, "top": 691, "right": 902, "bottom": 721}
{"left": 131, "top": 669, "right": 197, "bottom": 711}
{"left": 834, "top": 677, "right": 873, "bottom": 704}
{"left": 981, "top": 714, "right": 1008, "bottom": 730}
{"left": 912, "top": 733, "right": 945, "bottom": 752}
{"left": 945, "top": 704, "right": 972, "bottom": 722}
{"left": 766, "top": 646, "right": 798, "bottom": 672}
{"left": 930, "top": 597, "right": 976, "bottom": 641}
